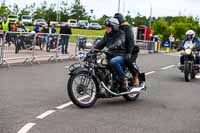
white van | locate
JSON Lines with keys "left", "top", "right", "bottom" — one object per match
{"left": 78, "top": 20, "right": 89, "bottom": 29}
{"left": 21, "top": 15, "right": 32, "bottom": 25}
{"left": 68, "top": 19, "right": 78, "bottom": 28}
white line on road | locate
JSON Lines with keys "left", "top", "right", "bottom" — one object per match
{"left": 17, "top": 123, "right": 36, "bottom": 133}
{"left": 161, "top": 65, "right": 175, "bottom": 70}
{"left": 56, "top": 102, "right": 73, "bottom": 110}
{"left": 145, "top": 71, "right": 156, "bottom": 76}
{"left": 56, "top": 95, "right": 90, "bottom": 110}
{"left": 36, "top": 110, "right": 56, "bottom": 119}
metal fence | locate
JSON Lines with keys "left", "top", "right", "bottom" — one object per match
{"left": 0, "top": 31, "right": 102, "bottom": 67}
{"left": 0, "top": 31, "right": 166, "bottom": 67}
{"left": 136, "top": 40, "right": 159, "bottom": 53}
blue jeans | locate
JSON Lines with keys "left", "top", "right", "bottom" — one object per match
{"left": 110, "top": 56, "right": 126, "bottom": 79}
{"left": 61, "top": 36, "right": 69, "bottom": 54}
{"left": 42, "top": 35, "right": 49, "bottom": 48}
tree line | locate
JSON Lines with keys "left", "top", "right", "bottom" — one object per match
{"left": 1, "top": 0, "right": 200, "bottom": 40}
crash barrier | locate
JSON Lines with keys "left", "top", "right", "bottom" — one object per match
{"left": 0, "top": 32, "right": 165, "bottom": 67}
{"left": 0, "top": 31, "right": 103, "bottom": 67}
{"left": 136, "top": 40, "right": 160, "bottom": 53}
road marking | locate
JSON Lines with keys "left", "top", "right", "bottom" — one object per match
{"left": 56, "top": 95, "right": 90, "bottom": 110}
{"left": 36, "top": 110, "right": 56, "bottom": 119}
{"left": 145, "top": 71, "right": 156, "bottom": 75}
{"left": 17, "top": 123, "right": 36, "bottom": 133}
{"left": 56, "top": 102, "right": 73, "bottom": 110}
{"left": 65, "top": 65, "right": 69, "bottom": 69}
{"left": 161, "top": 65, "right": 175, "bottom": 70}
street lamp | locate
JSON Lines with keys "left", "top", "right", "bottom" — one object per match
{"left": 118, "top": 0, "right": 121, "bottom": 13}
{"left": 56, "top": 0, "right": 60, "bottom": 22}
{"left": 147, "top": 0, "right": 152, "bottom": 27}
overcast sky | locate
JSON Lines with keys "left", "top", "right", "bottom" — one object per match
{"left": 3, "top": 0, "right": 200, "bottom": 18}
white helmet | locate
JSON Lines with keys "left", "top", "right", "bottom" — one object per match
{"left": 186, "top": 30, "right": 195, "bottom": 37}
{"left": 104, "top": 17, "right": 119, "bottom": 31}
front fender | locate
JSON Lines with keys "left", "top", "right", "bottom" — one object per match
{"left": 69, "top": 67, "right": 89, "bottom": 75}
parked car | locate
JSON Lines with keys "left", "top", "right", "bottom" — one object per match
{"left": 78, "top": 20, "right": 89, "bottom": 29}
{"left": 50, "top": 21, "right": 59, "bottom": 27}
{"left": 89, "top": 23, "right": 102, "bottom": 30}
{"left": 33, "top": 19, "right": 47, "bottom": 26}
{"left": 8, "top": 15, "right": 18, "bottom": 24}
{"left": 68, "top": 19, "right": 78, "bottom": 28}
{"left": 21, "top": 15, "right": 32, "bottom": 25}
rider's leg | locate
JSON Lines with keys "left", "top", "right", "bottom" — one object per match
{"left": 180, "top": 55, "right": 184, "bottom": 65}
{"left": 127, "top": 54, "right": 139, "bottom": 86}
{"left": 110, "top": 56, "right": 128, "bottom": 90}
{"left": 195, "top": 55, "right": 200, "bottom": 64}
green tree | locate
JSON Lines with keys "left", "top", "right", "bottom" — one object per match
{"left": 0, "top": 5, "right": 11, "bottom": 16}
{"left": 133, "top": 16, "right": 148, "bottom": 26}
{"left": 12, "top": 3, "right": 19, "bottom": 15}
{"left": 125, "top": 14, "right": 134, "bottom": 25}
{"left": 60, "top": 0, "right": 70, "bottom": 22}
{"left": 96, "top": 14, "right": 109, "bottom": 25}
{"left": 152, "top": 18, "right": 168, "bottom": 40}
{"left": 70, "top": 0, "right": 88, "bottom": 20}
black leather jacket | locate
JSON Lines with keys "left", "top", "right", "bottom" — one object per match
{"left": 95, "top": 30, "right": 126, "bottom": 56}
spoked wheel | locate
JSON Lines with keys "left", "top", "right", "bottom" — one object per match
{"left": 184, "top": 63, "right": 192, "bottom": 82}
{"left": 67, "top": 71, "right": 98, "bottom": 108}
{"left": 123, "top": 71, "right": 140, "bottom": 101}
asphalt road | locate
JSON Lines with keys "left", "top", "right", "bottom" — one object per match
{"left": 0, "top": 53, "right": 200, "bottom": 133}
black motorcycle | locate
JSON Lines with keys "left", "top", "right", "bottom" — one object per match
{"left": 178, "top": 42, "right": 200, "bottom": 82}
{"left": 67, "top": 49, "right": 146, "bottom": 108}
{"left": 46, "top": 34, "right": 58, "bottom": 52}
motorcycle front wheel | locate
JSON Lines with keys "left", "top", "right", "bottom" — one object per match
{"left": 184, "top": 62, "right": 192, "bottom": 82}
{"left": 67, "top": 71, "right": 98, "bottom": 108}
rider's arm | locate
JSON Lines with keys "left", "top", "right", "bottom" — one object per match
{"left": 195, "top": 38, "right": 200, "bottom": 51}
{"left": 94, "top": 34, "right": 106, "bottom": 50}
{"left": 177, "top": 39, "right": 186, "bottom": 51}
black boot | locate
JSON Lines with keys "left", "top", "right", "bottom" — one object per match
{"left": 120, "top": 77, "right": 129, "bottom": 92}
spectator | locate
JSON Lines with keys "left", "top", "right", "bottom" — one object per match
{"left": 50, "top": 24, "right": 57, "bottom": 34}
{"left": 41, "top": 25, "right": 49, "bottom": 50}
{"left": 169, "top": 34, "right": 175, "bottom": 49}
{"left": 1, "top": 16, "right": 11, "bottom": 46}
{"left": 148, "top": 34, "right": 154, "bottom": 53}
{"left": 60, "top": 23, "right": 72, "bottom": 54}
{"left": 34, "top": 24, "right": 40, "bottom": 33}
{"left": 154, "top": 35, "right": 159, "bottom": 53}
{"left": 174, "top": 38, "right": 181, "bottom": 49}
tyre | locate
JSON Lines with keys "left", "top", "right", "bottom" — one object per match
{"left": 184, "top": 62, "right": 192, "bottom": 82}
{"left": 123, "top": 71, "right": 140, "bottom": 101}
{"left": 67, "top": 71, "right": 98, "bottom": 108}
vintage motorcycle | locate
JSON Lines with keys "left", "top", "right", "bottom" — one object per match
{"left": 178, "top": 41, "right": 200, "bottom": 82}
{"left": 67, "top": 49, "right": 146, "bottom": 108}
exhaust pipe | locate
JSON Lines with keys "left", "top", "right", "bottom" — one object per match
{"left": 101, "top": 82, "right": 146, "bottom": 96}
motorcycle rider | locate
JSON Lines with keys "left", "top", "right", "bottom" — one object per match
{"left": 179, "top": 30, "right": 200, "bottom": 66}
{"left": 94, "top": 17, "right": 128, "bottom": 91}
{"left": 114, "top": 13, "right": 140, "bottom": 86}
